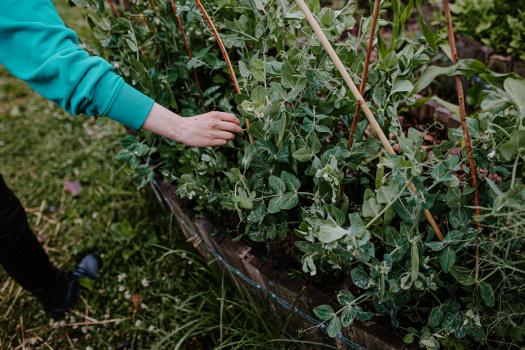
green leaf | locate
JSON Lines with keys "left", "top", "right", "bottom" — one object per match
{"left": 480, "top": 282, "right": 495, "bottom": 307}
{"left": 444, "top": 230, "right": 465, "bottom": 244}
{"left": 428, "top": 306, "right": 444, "bottom": 328}
{"left": 418, "top": 15, "right": 437, "bottom": 51}
{"left": 403, "top": 333, "right": 415, "bottom": 344}
{"left": 242, "top": 144, "right": 257, "bottom": 168}
{"left": 268, "top": 197, "right": 281, "bottom": 214}
{"left": 439, "top": 247, "right": 456, "bottom": 273}
{"left": 362, "top": 197, "right": 382, "bottom": 218}
{"left": 449, "top": 266, "right": 476, "bottom": 286}
{"left": 268, "top": 175, "right": 286, "bottom": 194}
{"left": 247, "top": 202, "right": 266, "bottom": 223}
{"left": 357, "top": 310, "right": 373, "bottom": 321}
{"left": 425, "top": 241, "right": 445, "bottom": 251}
{"left": 341, "top": 306, "right": 357, "bottom": 327}
{"left": 337, "top": 290, "right": 355, "bottom": 306}
{"left": 414, "top": 64, "right": 458, "bottom": 92}
{"left": 317, "top": 223, "right": 349, "bottom": 243}
{"left": 504, "top": 77, "right": 525, "bottom": 116}
{"left": 313, "top": 304, "right": 334, "bottom": 321}
{"left": 327, "top": 315, "right": 341, "bottom": 337}
{"left": 351, "top": 266, "right": 369, "bottom": 289}
{"left": 281, "top": 171, "right": 301, "bottom": 192}
{"left": 279, "top": 192, "right": 299, "bottom": 210}
{"left": 292, "top": 148, "right": 314, "bottom": 162}
{"left": 376, "top": 184, "right": 397, "bottom": 204}
{"left": 391, "top": 79, "right": 414, "bottom": 95}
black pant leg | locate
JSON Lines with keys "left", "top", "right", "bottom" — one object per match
{"left": 0, "top": 174, "right": 68, "bottom": 311}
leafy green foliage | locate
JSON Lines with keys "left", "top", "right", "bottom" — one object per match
{"left": 451, "top": 0, "right": 525, "bottom": 60}
{"left": 75, "top": 0, "right": 525, "bottom": 347}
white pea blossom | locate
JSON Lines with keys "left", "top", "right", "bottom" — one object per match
{"left": 141, "top": 278, "right": 149, "bottom": 288}
{"left": 117, "top": 273, "right": 127, "bottom": 282}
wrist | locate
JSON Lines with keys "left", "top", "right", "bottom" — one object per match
{"left": 169, "top": 114, "right": 186, "bottom": 143}
{"left": 142, "top": 103, "right": 185, "bottom": 142}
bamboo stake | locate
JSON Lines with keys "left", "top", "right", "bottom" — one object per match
{"left": 348, "top": 0, "right": 381, "bottom": 148}
{"left": 443, "top": 0, "right": 481, "bottom": 281}
{"left": 296, "top": 0, "right": 444, "bottom": 241}
{"left": 194, "top": 0, "right": 254, "bottom": 144}
{"left": 169, "top": 0, "right": 206, "bottom": 109}
{"left": 443, "top": 0, "right": 480, "bottom": 222}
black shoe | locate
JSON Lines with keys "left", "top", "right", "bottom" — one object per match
{"left": 49, "top": 253, "right": 100, "bottom": 320}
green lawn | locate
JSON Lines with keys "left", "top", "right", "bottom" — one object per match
{"left": 0, "top": 1, "right": 310, "bottom": 349}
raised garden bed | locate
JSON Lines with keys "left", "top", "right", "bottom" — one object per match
{"left": 150, "top": 179, "right": 410, "bottom": 350}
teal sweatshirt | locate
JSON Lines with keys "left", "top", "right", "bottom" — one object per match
{"left": 0, "top": 0, "right": 154, "bottom": 130}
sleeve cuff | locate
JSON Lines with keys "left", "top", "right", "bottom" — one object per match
{"left": 106, "top": 82, "right": 155, "bottom": 130}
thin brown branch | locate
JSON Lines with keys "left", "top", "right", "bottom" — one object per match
{"left": 106, "top": 0, "right": 120, "bottom": 17}
{"left": 194, "top": 0, "right": 254, "bottom": 144}
{"left": 348, "top": 0, "right": 381, "bottom": 148}
{"left": 296, "top": 0, "right": 444, "bottom": 241}
{"left": 169, "top": 0, "right": 205, "bottom": 109}
{"left": 194, "top": 0, "right": 240, "bottom": 93}
{"left": 443, "top": 0, "right": 480, "bottom": 223}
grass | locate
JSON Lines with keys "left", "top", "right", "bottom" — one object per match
{"left": 0, "top": 1, "right": 323, "bottom": 349}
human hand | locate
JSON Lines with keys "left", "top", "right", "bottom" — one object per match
{"left": 142, "top": 103, "right": 243, "bottom": 147}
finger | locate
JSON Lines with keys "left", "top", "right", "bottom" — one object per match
{"left": 211, "top": 138, "right": 228, "bottom": 146}
{"left": 217, "top": 121, "right": 244, "bottom": 134}
{"left": 214, "top": 112, "right": 240, "bottom": 125}
{"left": 213, "top": 130, "right": 236, "bottom": 140}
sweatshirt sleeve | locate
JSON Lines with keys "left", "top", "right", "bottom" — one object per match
{"left": 0, "top": 0, "right": 154, "bottom": 130}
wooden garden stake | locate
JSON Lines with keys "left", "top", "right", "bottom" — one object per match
{"left": 348, "top": 0, "right": 381, "bottom": 148}
{"left": 296, "top": 0, "right": 444, "bottom": 241}
{"left": 443, "top": 0, "right": 480, "bottom": 222}
{"left": 194, "top": 0, "right": 254, "bottom": 144}
{"left": 106, "top": 0, "right": 120, "bottom": 17}
{"left": 169, "top": 0, "right": 206, "bottom": 109}
{"left": 443, "top": 0, "right": 481, "bottom": 282}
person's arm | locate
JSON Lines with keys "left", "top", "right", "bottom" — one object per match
{"left": 0, "top": 0, "right": 242, "bottom": 146}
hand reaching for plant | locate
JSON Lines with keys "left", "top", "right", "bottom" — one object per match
{"left": 142, "top": 103, "right": 243, "bottom": 147}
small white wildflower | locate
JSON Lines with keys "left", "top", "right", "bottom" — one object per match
{"left": 103, "top": 313, "right": 110, "bottom": 319}
{"left": 488, "top": 150, "right": 496, "bottom": 159}
{"left": 86, "top": 347, "right": 94, "bottom": 350}
{"left": 118, "top": 285, "right": 126, "bottom": 292}
{"left": 113, "top": 62, "right": 121, "bottom": 69}
{"left": 117, "top": 273, "right": 127, "bottom": 282}
{"left": 148, "top": 325, "right": 155, "bottom": 332}
{"left": 81, "top": 327, "right": 88, "bottom": 334}
{"left": 135, "top": 320, "right": 143, "bottom": 327}
{"left": 124, "top": 290, "right": 131, "bottom": 299}
{"left": 141, "top": 278, "right": 149, "bottom": 288}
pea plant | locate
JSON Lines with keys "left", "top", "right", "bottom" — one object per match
{"left": 75, "top": 0, "right": 525, "bottom": 348}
